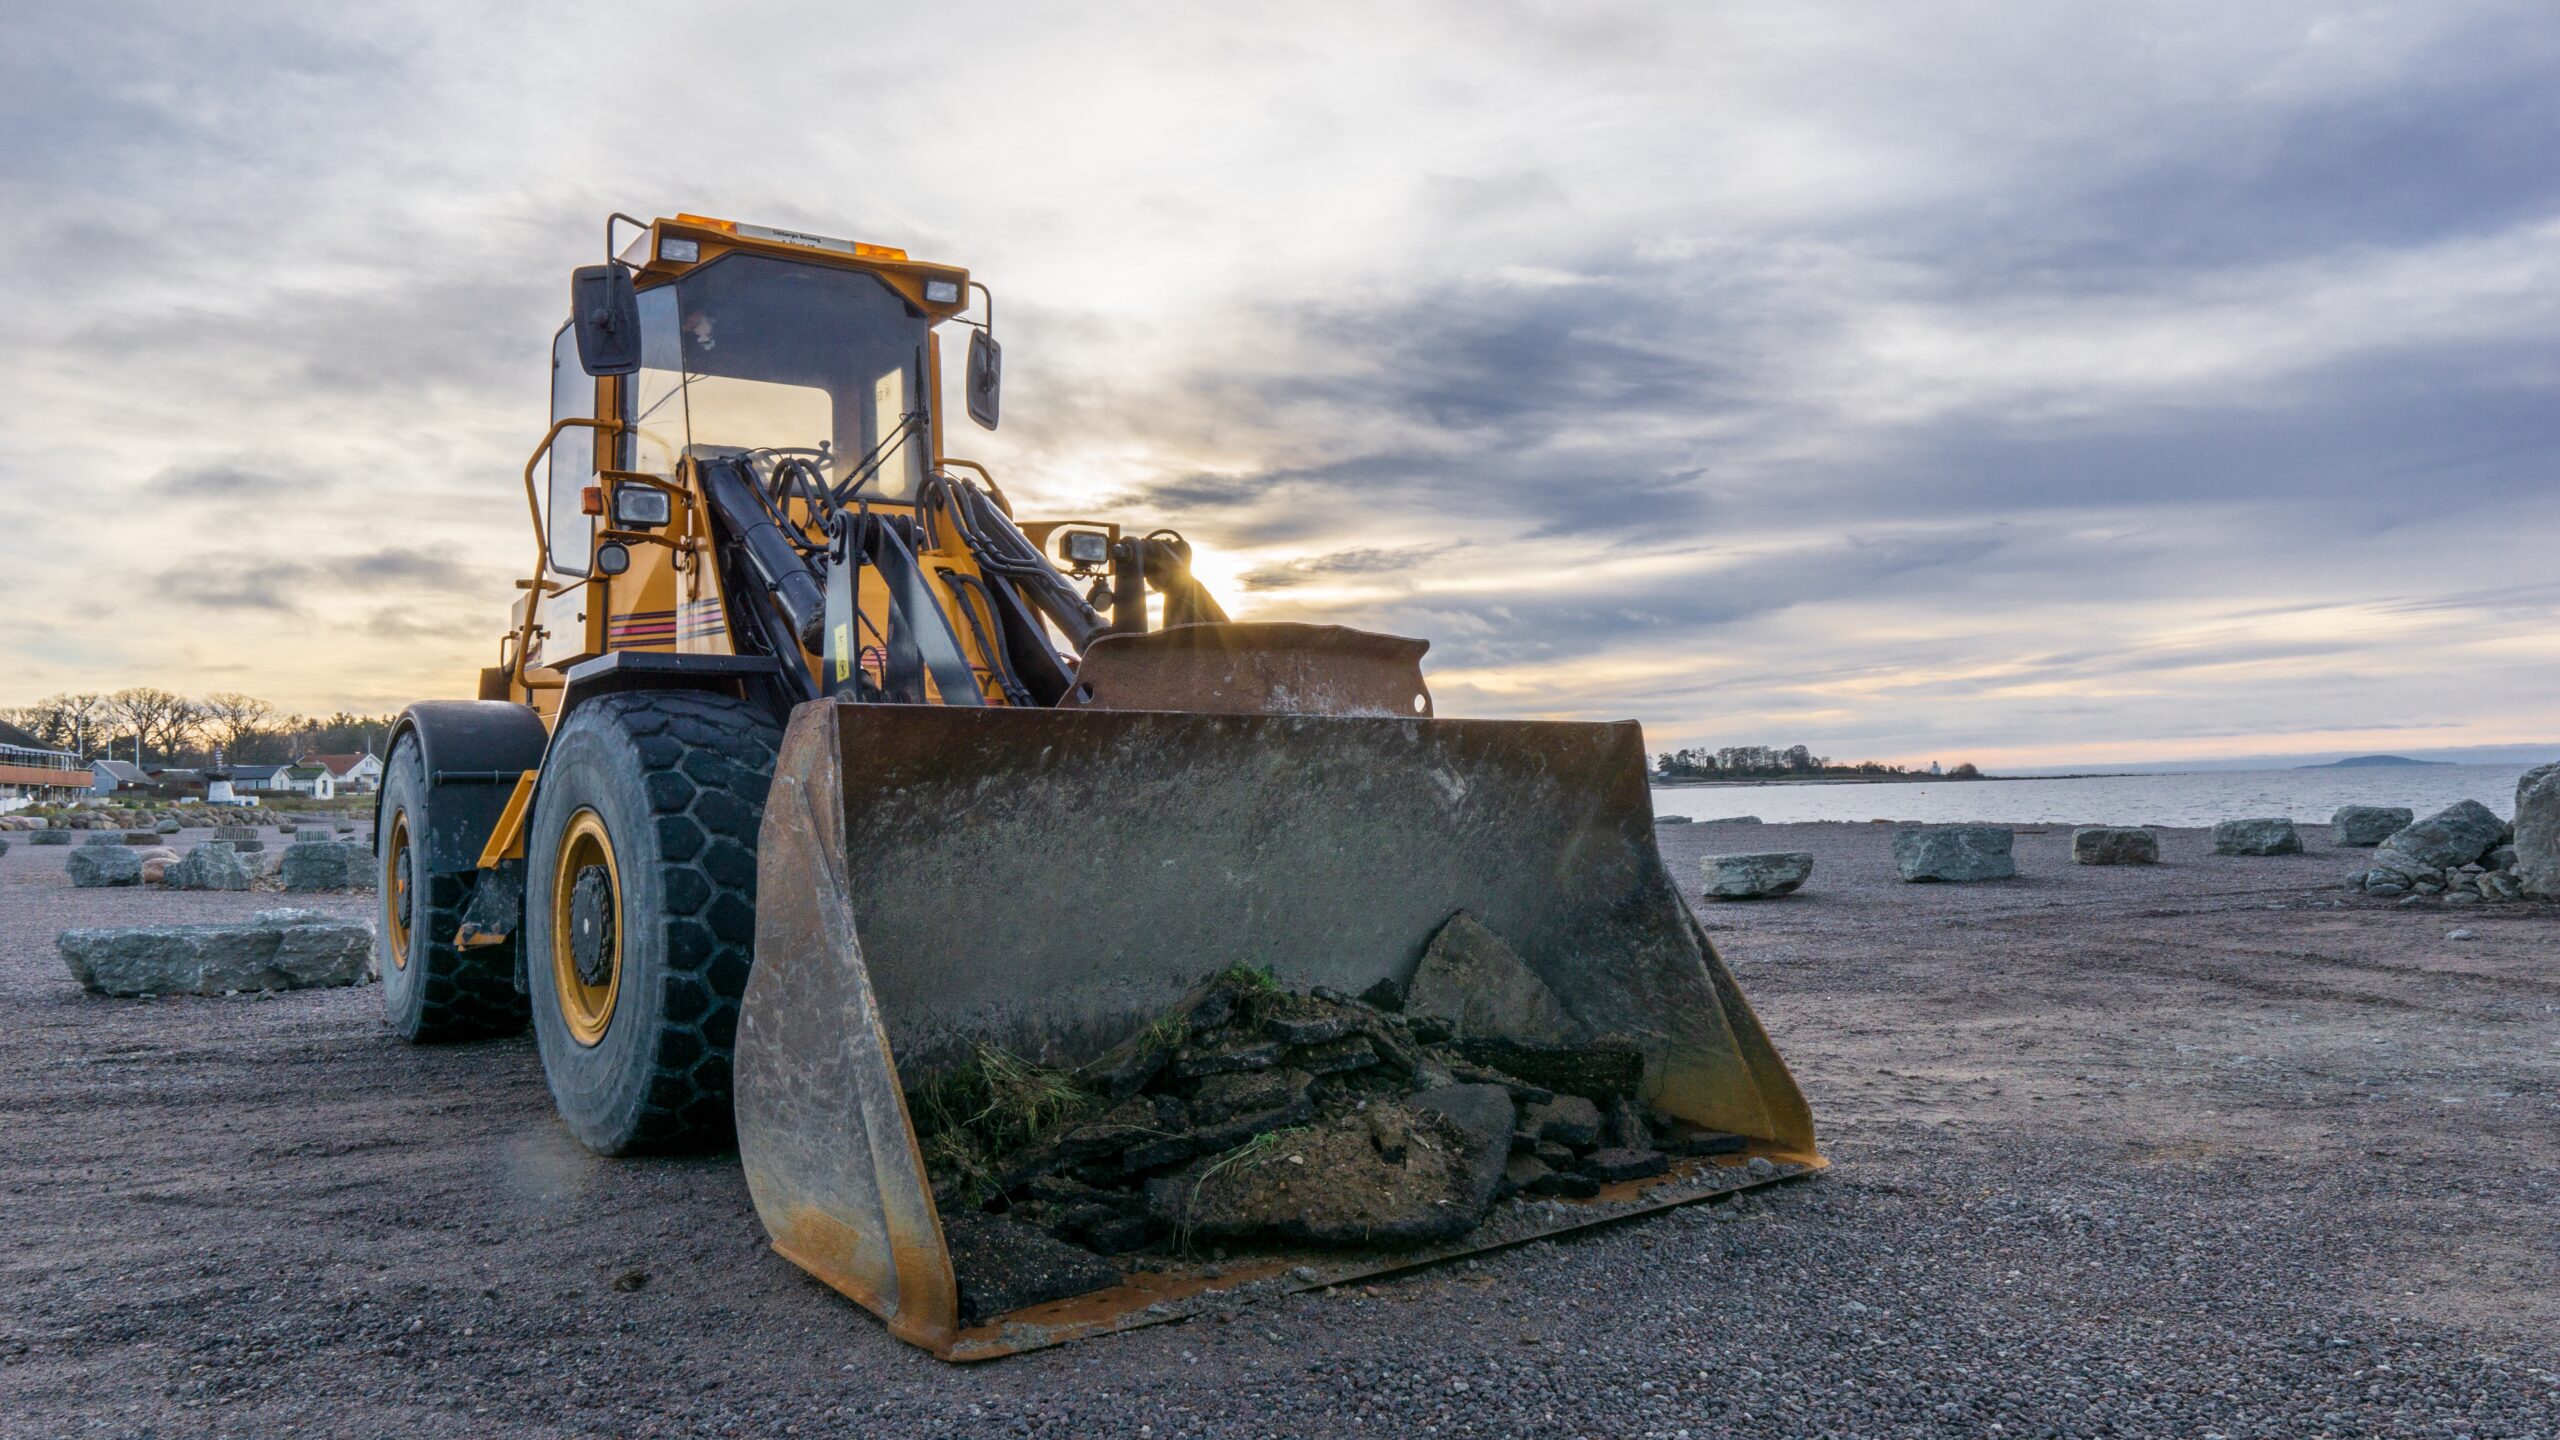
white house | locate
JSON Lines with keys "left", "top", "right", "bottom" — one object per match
{"left": 284, "top": 764, "right": 337, "bottom": 801}
{"left": 229, "top": 762, "right": 294, "bottom": 793}
{"left": 306, "top": 752, "right": 383, "bottom": 793}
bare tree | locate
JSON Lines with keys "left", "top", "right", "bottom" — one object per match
{"left": 106, "top": 687, "right": 201, "bottom": 766}
{"left": 0, "top": 693, "right": 107, "bottom": 757}
{"left": 199, "top": 692, "right": 277, "bottom": 759}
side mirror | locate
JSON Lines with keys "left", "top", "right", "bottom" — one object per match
{"left": 966, "top": 328, "right": 1002, "bottom": 430}
{"left": 571, "top": 264, "right": 641, "bottom": 376}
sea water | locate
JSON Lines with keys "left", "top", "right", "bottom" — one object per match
{"left": 1649, "top": 763, "right": 2545, "bottom": 829}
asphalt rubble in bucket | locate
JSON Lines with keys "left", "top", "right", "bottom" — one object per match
{"left": 913, "top": 912, "right": 1777, "bottom": 1327}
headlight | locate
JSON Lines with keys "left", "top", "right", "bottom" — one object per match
{"left": 658, "top": 237, "right": 700, "bottom": 264}
{"left": 1061, "top": 529, "right": 1110, "bottom": 566}
{"left": 924, "top": 279, "right": 961, "bottom": 304}
{"left": 612, "top": 485, "right": 673, "bottom": 528}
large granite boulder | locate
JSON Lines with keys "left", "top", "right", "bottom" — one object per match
{"left": 30, "top": 829, "right": 71, "bottom": 846}
{"left": 1699, "top": 851, "right": 1814, "bottom": 899}
{"left": 2211, "top": 818, "right": 2302, "bottom": 856}
{"left": 2373, "top": 800, "right": 2506, "bottom": 872}
{"left": 1892, "top": 826, "right": 2015, "bottom": 882}
{"left": 2516, "top": 764, "right": 2560, "bottom": 900}
{"left": 280, "top": 840, "right": 376, "bottom": 892}
{"left": 167, "top": 841, "right": 255, "bottom": 892}
{"left": 67, "top": 846, "right": 143, "bottom": 887}
{"left": 58, "top": 909, "right": 373, "bottom": 996}
{"left": 2330, "top": 806, "right": 2413, "bottom": 848}
{"left": 2070, "top": 827, "right": 2157, "bottom": 865}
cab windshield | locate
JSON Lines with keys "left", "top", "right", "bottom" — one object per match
{"left": 624, "top": 252, "right": 932, "bottom": 502}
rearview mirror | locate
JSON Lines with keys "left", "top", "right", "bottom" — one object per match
{"left": 966, "top": 328, "right": 1002, "bottom": 430}
{"left": 571, "top": 264, "right": 641, "bottom": 376}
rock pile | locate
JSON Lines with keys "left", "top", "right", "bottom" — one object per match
{"left": 59, "top": 909, "right": 373, "bottom": 996}
{"left": 1698, "top": 852, "right": 1813, "bottom": 899}
{"left": 2211, "top": 818, "right": 2302, "bottom": 856}
{"left": 2344, "top": 799, "right": 2524, "bottom": 901}
{"left": 913, "top": 917, "right": 1751, "bottom": 1325}
{"left": 1892, "top": 826, "right": 2015, "bottom": 882}
{"left": 2070, "top": 827, "right": 2157, "bottom": 865}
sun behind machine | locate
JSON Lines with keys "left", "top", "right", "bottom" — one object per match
{"left": 377, "top": 211, "right": 1818, "bottom": 1358}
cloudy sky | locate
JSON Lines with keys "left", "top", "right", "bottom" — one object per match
{"left": 4, "top": 1, "right": 2554, "bottom": 768}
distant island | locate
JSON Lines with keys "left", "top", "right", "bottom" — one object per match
{"left": 2296, "top": 754, "right": 2452, "bottom": 769}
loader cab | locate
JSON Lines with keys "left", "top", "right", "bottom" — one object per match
{"left": 618, "top": 251, "right": 936, "bottom": 501}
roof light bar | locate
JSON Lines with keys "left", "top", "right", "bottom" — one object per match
{"left": 672, "top": 213, "right": 907, "bottom": 261}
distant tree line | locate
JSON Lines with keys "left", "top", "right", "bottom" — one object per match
{"left": 1654, "top": 745, "right": 1981, "bottom": 781}
{"left": 0, "top": 690, "right": 396, "bottom": 768}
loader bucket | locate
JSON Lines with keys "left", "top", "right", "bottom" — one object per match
{"left": 734, "top": 699, "right": 1819, "bottom": 1359}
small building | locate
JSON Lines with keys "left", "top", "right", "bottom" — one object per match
{"left": 307, "top": 752, "right": 383, "bottom": 793}
{"left": 228, "top": 762, "right": 293, "bottom": 793}
{"left": 284, "top": 764, "right": 337, "bottom": 801}
{"left": 91, "top": 758, "right": 151, "bottom": 795}
{"left": 0, "top": 721, "right": 89, "bottom": 812}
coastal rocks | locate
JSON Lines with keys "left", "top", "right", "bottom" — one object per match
{"left": 2372, "top": 800, "right": 2508, "bottom": 874}
{"left": 136, "top": 848, "right": 182, "bottom": 885}
{"left": 58, "top": 909, "right": 373, "bottom": 997}
{"left": 2330, "top": 806, "right": 2413, "bottom": 847}
{"left": 29, "top": 829, "right": 71, "bottom": 846}
{"left": 2211, "top": 819, "right": 2302, "bottom": 856}
{"left": 167, "top": 841, "right": 254, "bottom": 892}
{"left": 67, "top": 846, "right": 143, "bottom": 888}
{"left": 1892, "top": 826, "right": 2015, "bottom": 882}
{"left": 2515, "top": 764, "right": 2560, "bottom": 900}
{"left": 213, "top": 825, "right": 259, "bottom": 844}
{"left": 281, "top": 840, "right": 377, "bottom": 893}
{"left": 2070, "top": 827, "right": 2158, "bottom": 865}
{"left": 1699, "top": 852, "right": 1814, "bottom": 899}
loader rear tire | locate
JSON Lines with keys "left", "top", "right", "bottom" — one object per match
{"left": 377, "top": 736, "right": 530, "bottom": 1042}
{"left": 525, "top": 691, "right": 779, "bottom": 1155}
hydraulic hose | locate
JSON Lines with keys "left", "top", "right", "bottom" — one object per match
{"left": 700, "top": 459, "right": 828, "bottom": 653}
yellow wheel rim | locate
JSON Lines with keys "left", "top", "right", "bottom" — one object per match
{"left": 550, "top": 809, "right": 622, "bottom": 1048}
{"left": 384, "top": 810, "right": 413, "bottom": 971}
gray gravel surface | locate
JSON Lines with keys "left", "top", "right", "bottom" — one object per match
{"left": 2, "top": 818, "right": 2554, "bottom": 1437}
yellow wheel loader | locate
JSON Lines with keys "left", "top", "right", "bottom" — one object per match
{"left": 380, "top": 211, "right": 1820, "bottom": 1359}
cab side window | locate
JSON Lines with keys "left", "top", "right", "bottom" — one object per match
{"left": 547, "top": 326, "right": 595, "bottom": 576}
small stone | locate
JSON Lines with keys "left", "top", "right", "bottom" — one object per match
{"left": 1172, "top": 1041, "right": 1285, "bottom": 1079}
{"left": 1356, "top": 977, "right": 1406, "bottom": 1011}
{"left": 1521, "top": 1095, "right": 1603, "bottom": 1150}
{"left": 1499, "top": 1154, "right": 1551, "bottom": 1199}
{"left": 2445, "top": 928, "right": 2475, "bottom": 940}
{"left": 1526, "top": 1169, "right": 1601, "bottom": 1199}
{"left": 1264, "top": 1012, "right": 1355, "bottom": 1046}
{"left": 1578, "top": 1148, "right": 1668, "bottom": 1183}
{"left": 1745, "top": 1156, "right": 1778, "bottom": 1178}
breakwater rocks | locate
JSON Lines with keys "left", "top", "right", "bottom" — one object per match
{"left": 1699, "top": 852, "right": 1814, "bottom": 899}
{"left": 2070, "top": 827, "right": 2157, "bottom": 865}
{"left": 1892, "top": 826, "right": 2014, "bottom": 882}
{"left": 2211, "top": 818, "right": 2302, "bottom": 856}
{"left": 59, "top": 910, "right": 374, "bottom": 996}
{"left": 2342, "top": 795, "right": 2547, "bottom": 903}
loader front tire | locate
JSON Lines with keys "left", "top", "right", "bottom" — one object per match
{"left": 525, "top": 691, "right": 779, "bottom": 1155}
{"left": 377, "top": 736, "right": 529, "bottom": 1042}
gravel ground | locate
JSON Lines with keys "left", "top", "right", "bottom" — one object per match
{"left": 2, "top": 818, "right": 2554, "bottom": 1438}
